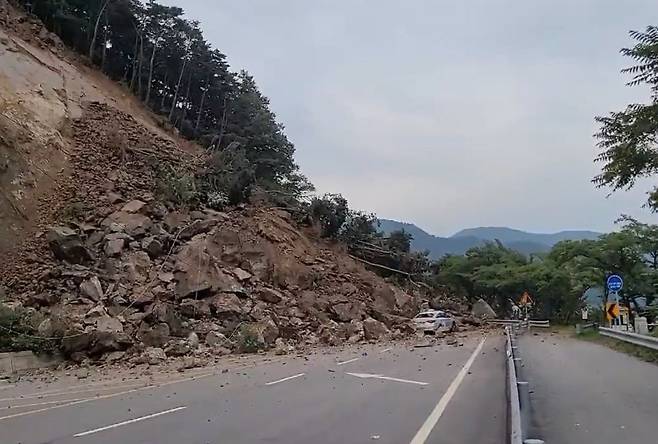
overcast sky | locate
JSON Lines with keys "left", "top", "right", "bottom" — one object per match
{"left": 162, "top": 0, "right": 658, "bottom": 236}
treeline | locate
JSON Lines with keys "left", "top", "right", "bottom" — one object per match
{"left": 18, "top": 0, "right": 312, "bottom": 202}
{"left": 434, "top": 217, "right": 658, "bottom": 323}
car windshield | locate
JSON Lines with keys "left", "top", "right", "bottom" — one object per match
{"left": 416, "top": 312, "right": 435, "bottom": 319}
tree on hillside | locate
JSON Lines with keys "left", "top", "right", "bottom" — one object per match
{"left": 594, "top": 27, "right": 658, "bottom": 209}
{"left": 18, "top": 0, "right": 311, "bottom": 204}
{"left": 386, "top": 229, "right": 413, "bottom": 253}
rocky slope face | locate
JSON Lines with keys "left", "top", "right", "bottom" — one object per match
{"left": 0, "top": 29, "right": 422, "bottom": 364}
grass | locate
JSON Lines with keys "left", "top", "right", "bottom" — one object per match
{"left": 575, "top": 328, "right": 658, "bottom": 364}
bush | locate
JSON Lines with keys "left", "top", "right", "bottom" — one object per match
{"left": 198, "top": 146, "right": 256, "bottom": 208}
{"left": 308, "top": 194, "right": 348, "bottom": 238}
{"left": 0, "top": 304, "right": 59, "bottom": 354}
{"left": 236, "top": 324, "right": 263, "bottom": 353}
{"left": 155, "top": 164, "right": 199, "bottom": 207}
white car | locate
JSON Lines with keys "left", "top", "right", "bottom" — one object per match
{"left": 412, "top": 310, "right": 457, "bottom": 333}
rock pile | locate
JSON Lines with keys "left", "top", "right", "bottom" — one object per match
{"left": 1, "top": 103, "right": 421, "bottom": 365}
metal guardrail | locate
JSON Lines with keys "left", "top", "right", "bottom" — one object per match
{"left": 506, "top": 327, "right": 523, "bottom": 444}
{"left": 599, "top": 327, "right": 658, "bottom": 351}
{"left": 506, "top": 327, "right": 544, "bottom": 444}
{"left": 528, "top": 320, "right": 550, "bottom": 328}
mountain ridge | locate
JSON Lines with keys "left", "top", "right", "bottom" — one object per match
{"left": 378, "top": 219, "right": 601, "bottom": 259}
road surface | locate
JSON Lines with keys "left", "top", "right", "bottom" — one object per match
{"left": 520, "top": 331, "right": 658, "bottom": 444}
{"left": 1, "top": 333, "right": 505, "bottom": 444}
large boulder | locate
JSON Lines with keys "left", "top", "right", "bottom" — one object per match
{"left": 472, "top": 298, "right": 497, "bottom": 319}
{"left": 145, "top": 302, "right": 184, "bottom": 336}
{"left": 47, "top": 226, "right": 93, "bottom": 264}
{"left": 140, "top": 347, "right": 166, "bottom": 365}
{"left": 363, "top": 317, "right": 389, "bottom": 340}
{"left": 139, "top": 322, "right": 170, "bottom": 347}
{"left": 331, "top": 302, "right": 366, "bottom": 322}
{"left": 178, "top": 219, "right": 219, "bottom": 240}
{"left": 174, "top": 239, "right": 242, "bottom": 298}
{"left": 257, "top": 288, "right": 283, "bottom": 304}
{"left": 80, "top": 277, "right": 104, "bottom": 302}
{"left": 179, "top": 299, "right": 211, "bottom": 318}
{"left": 121, "top": 200, "right": 147, "bottom": 214}
{"left": 209, "top": 293, "right": 243, "bottom": 319}
{"left": 103, "top": 211, "right": 153, "bottom": 237}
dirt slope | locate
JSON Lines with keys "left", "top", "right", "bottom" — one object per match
{"left": 0, "top": 5, "right": 431, "bottom": 364}
{"left": 0, "top": 2, "right": 183, "bottom": 258}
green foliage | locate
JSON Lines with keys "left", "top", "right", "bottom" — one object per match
{"left": 386, "top": 229, "right": 413, "bottom": 253}
{"left": 155, "top": 164, "right": 199, "bottom": 207}
{"left": 434, "top": 219, "right": 658, "bottom": 322}
{"left": 198, "top": 146, "right": 255, "bottom": 207}
{"left": 236, "top": 324, "right": 262, "bottom": 353}
{"left": 594, "top": 27, "right": 658, "bottom": 210}
{"left": 0, "top": 305, "right": 58, "bottom": 354}
{"left": 309, "top": 194, "right": 348, "bottom": 238}
{"left": 339, "top": 210, "right": 379, "bottom": 245}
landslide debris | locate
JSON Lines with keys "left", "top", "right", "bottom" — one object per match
{"left": 0, "top": 102, "right": 425, "bottom": 365}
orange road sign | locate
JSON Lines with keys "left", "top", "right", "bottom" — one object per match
{"left": 606, "top": 302, "right": 620, "bottom": 320}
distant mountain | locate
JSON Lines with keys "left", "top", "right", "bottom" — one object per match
{"left": 378, "top": 220, "right": 601, "bottom": 259}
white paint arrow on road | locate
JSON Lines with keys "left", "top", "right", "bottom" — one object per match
{"left": 345, "top": 372, "right": 429, "bottom": 386}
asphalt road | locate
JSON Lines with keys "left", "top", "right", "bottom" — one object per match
{"left": 520, "top": 331, "right": 658, "bottom": 444}
{"left": 1, "top": 333, "right": 505, "bottom": 444}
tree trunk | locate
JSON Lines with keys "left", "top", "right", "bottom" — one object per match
{"left": 137, "top": 34, "right": 145, "bottom": 99}
{"left": 177, "top": 71, "right": 193, "bottom": 130}
{"left": 216, "top": 96, "right": 228, "bottom": 149}
{"left": 195, "top": 81, "right": 210, "bottom": 134}
{"left": 129, "top": 32, "right": 139, "bottom": 91}
{"left": 160, "top": 71, "right": 169, "bottom": 112}
{"left": 145, "top": 44, "right": 158, "bottom": 106}
{"left": 168, "top": 56, "right": 187, "bottom": 121}
{"left": 101, "top": 15, "right": 109, "bottom": 72}
{"left": 89, "top": 0, "right": 111, "bottom": 62}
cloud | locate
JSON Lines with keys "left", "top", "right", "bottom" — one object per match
{"left": 162, "top": 0, "right": 658, "bottom": 235}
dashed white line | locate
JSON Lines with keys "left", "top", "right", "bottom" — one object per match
{"left": 380, "top": 348, "right": 392, "bottom": 353}
{"left": 374, "top": 376, "right": 428, "bottom": 386}
{"left": 265, "top": 373, "right": 305, "bottom": 386}
{"left": 345, "top": 372, "right": 428, "bottom": 386}
{"left": 74, "top": 406, "right": 187, "bottom": 437}
{"left": 336, "top": 357, "right": 360, "bottom": 366}
{"left": 409, "top": 337, "right": 486, "bottom": 444}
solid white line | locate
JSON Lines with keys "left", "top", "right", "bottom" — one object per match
{"left": 0, "top": 397, "right": 88, "bottom": 410}
{"left": 376, "top": 376, "right": 428, "bottom": 386}
{"left": 74, "top": 406, "right": 187, "bottom": 437}
{"left": 380, "top": 348, "right": 392, "bottom": 353}
{"left": 0, "top": 382, "right": 145, "bottom": 402}
{"left": 265, "top": 373, "right": 305, "bottom": 386}
{"left": 409, "top": 337, "right": 486, "bottom": 444}
{"left": 0, "top": 372, "right": 213, "bottom": 422}
{"left": 336, "top": 357, "right": 360, "bottom": 366}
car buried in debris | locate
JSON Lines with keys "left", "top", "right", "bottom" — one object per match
{"left": 412, "top": 309, "right": 457, "bottom": 334}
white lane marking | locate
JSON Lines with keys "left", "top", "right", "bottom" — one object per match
{"left": 0, "top": 382, "right": 145, "bottom": 402}
{"left": 336, "top": 357, "right": 360, "bottom": 366}
{"left": 375, "top": 376, "right": 428, "bottom": 386}
{"left": 74, "top": 406, "right": 187, "bottom": 437}
{"left": 345, "top": 372, "right": 428, "bottom": 386}
{"left": 0, "top": 397, "right": 88, "bottom": 410}
{"left": 0, "top": 372, "right": 213, "bottom": 422}
{"left": 265, "top": 373, "right": 305, "bottom": 386}
{"left": 409, "top": 337, "right": 486, "bottom": 444}
{"left": 380, "top": 348, "right": 392, "bottom": 353}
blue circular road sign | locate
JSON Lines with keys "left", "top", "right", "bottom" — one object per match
{"left": 607, "top": 274, "right": 623, "bottom": 292}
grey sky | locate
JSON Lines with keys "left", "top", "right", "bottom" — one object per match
{"left": 163, "top": 0, "right": 658, "bottom": 236}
